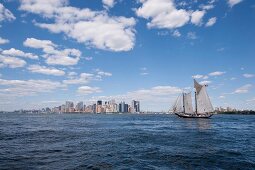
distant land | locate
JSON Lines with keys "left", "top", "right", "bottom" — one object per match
{"left": 217, "top": 110, "right": 255, "bottom": 115}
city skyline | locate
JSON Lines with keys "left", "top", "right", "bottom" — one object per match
{"left": 0, "top": 0, "right": 255, "bottom": 111}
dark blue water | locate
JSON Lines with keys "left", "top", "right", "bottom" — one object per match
{"left": 0, "top": 113, "right": 254, "bottom": 169}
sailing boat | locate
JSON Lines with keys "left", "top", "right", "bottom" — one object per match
{"left": 172, "top": 79, "right": 214, "bottom": 118}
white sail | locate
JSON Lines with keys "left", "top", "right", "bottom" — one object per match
{"left": 195, "top": 82, "right": 214, "bottom": 113}
{"left": 172, "top": 94, "right": 183, "bottom": 113}
{"left": 184, "top": 92, "right": 193, "bottom": 114}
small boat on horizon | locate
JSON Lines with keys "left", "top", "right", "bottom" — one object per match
{"left": 172, "top": 79, "right": 215, "bottom": 118}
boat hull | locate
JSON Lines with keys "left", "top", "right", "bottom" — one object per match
{"left": 175, "top": 112, "right": 213, "bottom": 118}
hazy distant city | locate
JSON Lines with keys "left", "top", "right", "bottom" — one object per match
{"left": 14, "top": 100, "right": 141, "bottom": 114}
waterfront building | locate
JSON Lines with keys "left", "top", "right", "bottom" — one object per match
{"left": 76, "top": 101, "right": 84, "bottom": 112}
{"left": 93, "top": 104, "right": 96, "bottom": 113}
{"left": 131, "top": 100, "right": 140, "bottom": 113}
{"left": 65, "top": 101, "right": 74, "bottom": 112}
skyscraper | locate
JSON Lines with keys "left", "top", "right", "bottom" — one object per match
{"left": 131, "top": 100, "right": 140, "bottom": 113}
{"left": 65, "top": 101, "right": 74, "bottom": 112}
{"left": 76, "top": 101, "right": 84, "bottom": 112}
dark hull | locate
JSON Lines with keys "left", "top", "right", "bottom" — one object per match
{"left": 175, "top": 112, "right": 213, "bottom": 118}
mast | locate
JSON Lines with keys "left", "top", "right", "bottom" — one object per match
{"left": 182, "top": 93, "right": 185, "bottom": 113}
{"left": 195, "top": 91, "right": 198, "bottom": 114}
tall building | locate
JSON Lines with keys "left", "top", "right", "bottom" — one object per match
{"left": 124, "top": 104, "right": 129, "bottom": 112}
{"left": 76, "top": 101, "right": 84, "bottom": 112}
{"left": 93, "top": 104, "right": 96, "bottom": 113}
{"left": 65, "top": 101, "right": 74, "bottom": 112}
{"left": 131, "top": 100, "right": 140, "bottom": 113}
{"left": 97, "top": 100, "right": 102, "bottom": 105}
{"left": 119, "top": 101, "right": 125, "bottom": 113}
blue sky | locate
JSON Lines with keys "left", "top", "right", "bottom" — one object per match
{"left": 0, "top": 0, "right": 255, "bottom": 111}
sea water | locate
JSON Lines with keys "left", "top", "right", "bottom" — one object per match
{"left": 0, "top": 113, "right": 254, "bottom": 169}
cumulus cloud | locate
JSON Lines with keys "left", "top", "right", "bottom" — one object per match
{"left": 243, "top": 74, "right": 254, "bottom": 78}
{"left": 0, "top": 3, "right": 15, "bottom": 22}
{"left": 77, "top": 86, "right": 101, "bottom": 95}
{"left": 136, "top": 0, "right": 216, "bottom": 30}
{"left": 0, "top": 55, "right": 26, "bottom": 68}
{"left": 233, "top": 84, "right": 252, "bottom": 94}
{"left": 1, "top": 48, "right": 38, "bottom": 59}
{"left": 102, "top": 0, "right": 115, "bottom": 8}
{"left": 24, "top": 38, "right": 81, "bottom": 65}
{"left": 0, "top": 37, "right": 9, "bottom": 44}
{"left": 136, "top": 0, "right": 190, "bottom": 29}
{"left": 19, "top": 0, "right": 136, "bottom": 52}
{"left": 28, "top": 65, "right": 65, "bottom": 76}
{"left": 0, "top": 78, "right": 65, "bottom": 97}
{"left": 227, "top": 0, "right": 243, "bottom": 7}
{"left": 205, "top": 17, "right": 217, "bottom": 27}
{"left": 191, "top": 10, "right": 205, "bottom": 26}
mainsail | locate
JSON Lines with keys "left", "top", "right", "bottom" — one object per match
{"left": 184, "top": 92, "right": 193, "bottom": 114}
{"left": 194, "top": 80, "right": 214, "bottom": 113}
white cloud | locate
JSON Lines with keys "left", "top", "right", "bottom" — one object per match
{"left": 24, "top": 38, "right": 81, "bottom": 65}
{"left": 172, "top": 30, "right": 181, "bottom": 37}
{"left": 243, "top": 74, "right": 254, "bottom": 78}
{"left": 0, "top": 55, "right": 26, "bottom": 68}
{"left": 140, "top": 67, "right": 149, "bottom": 75}
{"left": 85, "top": 57, "right": 93, "bottom": 61}
{"left": 227, "top": 0, "right": 243, "bottom": 7}
{"left": 102, "top": 0, "right": 115, "bottom": 8}
{"left": 200, "top": 4, "right": 214, "bottom": 10}
{"left": 136, "top": 0, "right": 190, "bottom": 29}
{"left": 0, "top": 37, "right": 9, "bottom": 44}
{"left": 63, "top": 69, "right": 112, "bottom": 85}
{"left": 191, "top": 10, "right": 205, "bottom": 26}
{"left": 199, "top": 80, "right": 212, "bottom": 85}
{"left": 0, "top": 3, "right": 15, "bottom": 22}
{"left": 187, "top": 32, "right": 197, "bottom": 39}
{"left": 20, "top": 0, "right": 136, "bottom": 52}
{"left": 140, "top": 72, "right": 149, "bottom": 76}
{"left": 136, "top": 0, "right": 216, "bottom": 30}
{"left": 205, "top": 17, "right": 217, "bottom": 27}
{"left": 77, "top": 86, "right": 101, "bottom": 95}
{"left": 219, "top": 95, "right": 225, "bottom": 99}
{"left": 28, "top": 65, "right": 65, "bottom": 76}
{"left": 19, "top": 0, "right": 68, "bottom": 18}
{"left": 2, "top": 48, "right": 38, "bottom": 59}
{"left": 192, "top": 74, "right": 209, "bottom": 79}
{"left": 97, "top": 71, "right": 112, "bottom": 77}
{"left": 0, "top": 78, "right": 65, "bottom": 97}
{"left": 209, "top": 71, "right": 225, "bottom": 76}
{"left": 63, "top": 73, "right": 94, "bottom": 85}
{"left": 233, "top": 84, "right": 252, "bottom": 94}
{"left": 230, "top": 77, "right": 236, "bottom": 80}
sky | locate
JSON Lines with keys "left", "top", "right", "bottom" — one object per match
{"left": 0, "top": 0, "right": 255, "bottom": 111}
